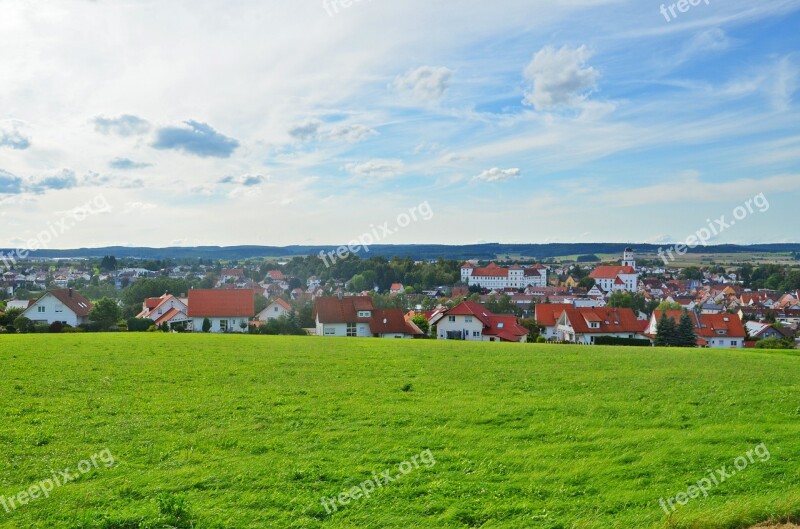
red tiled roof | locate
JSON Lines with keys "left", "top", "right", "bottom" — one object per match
{"left": 43, "top": 289, "right": 93, "bottom": 317}
{"left": 154, "top": 307, "right": 184, "bottom": 326}
{"left": 590, "top": 266, "right": 636, "bottom": 280}
{"left": 187, "top": 289, "right": 254, "bottom": 318}
{"left": 535, "top": 304, "right": 568, "bottom": 327}
{"left": 561, "top": 307, "right": 645, "bottom": 334}
{"left": 274, "top": 298, "right": 292, "bottom": 311}
{"left": 370, "top": 309, "right": 422, "bottom": 335}
{"left": 471, "top": 263, "right": 509, "bottom": 278}
{"left": 445, "top": 301, "right": 493, "bottom": 326}
{"left": 483, "top": 315, "right": 528, "bottom": 342}
{"left": 313, "top": 296, "right": 374, "bottom": 324}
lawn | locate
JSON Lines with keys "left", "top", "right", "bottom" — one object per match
{"left": 0, "top": 335, "right": 799, "bottom": 528}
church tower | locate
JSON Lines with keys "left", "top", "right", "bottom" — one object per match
{"left": 622, "top": 247, "right": 636, "bottom": 269}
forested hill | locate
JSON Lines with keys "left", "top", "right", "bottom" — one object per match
{"left": 3, "top": 243, "right": 800, "bottom": 261}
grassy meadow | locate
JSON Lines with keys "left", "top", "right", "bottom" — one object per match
{"left": 1, "top": 335, "right": 799, "bottom": 528}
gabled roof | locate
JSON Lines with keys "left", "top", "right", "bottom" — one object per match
{"left": 589, "top": 266, "right": 636, "bottom": 280}
{"left": 29, "top": 289, "right": 94, "bottom": 317}
{"left": 445, "top": 301, "right": 493, "bottom": 326}
{"left": 483, "top": 315, "right": 529, "bottom": 342}
{"left": 187, "top": 289, "right": 254, "bottom": 318}
{"left": 534, "top": 304, "right": 569, "bottom": 327}
{"left": 370, "top": 309, "right": 422, "bottom": 335}
{"left": 314, "top": 296, "right": 375, "bottom": 324}
{"left": 561, "top": 307, "right": 646, "bottom": 334}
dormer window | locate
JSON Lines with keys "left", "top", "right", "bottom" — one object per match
{"left": 357, "top": 311, "right": 371, "bottom": 318}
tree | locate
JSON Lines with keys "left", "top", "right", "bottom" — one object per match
{"left": 676, "top": 311, "right": 697, "bottom": 347}
{"left": 100, "top": 255, "right": 117, "bottom": 272}
{"left": 13, "top": 316, "right": 34, "bottom": 334}
{"left": 578, "top": 277, "right": 596, "bottom": 289}
{"left": 89, "top": 298, "right": 121, "bottom": 331}
{"left": 755, "top": 337, "right": 794, "bottom": 350}
{"left": 654, "top": 313, "right": 677, "bottom": 347}
{"left": 411, "top": 314, "right": 430, "bottom": 337}
{"left": 202, "top": 318, "right": 212, "bottom": 333}
{"left": 657, "top": 301, "right": 683, "bottom": 311}
{"left": 680, "top": 267, "right": 704, "bottom": 280}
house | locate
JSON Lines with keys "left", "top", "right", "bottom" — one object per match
{"left": 646, "top": 310, "right": 746, "bottom": 348}
{"left": 430, "top": 301, "right": 528, "bottom": 342}
{"left": 137, "top": 293, "right": 189, "bottom": 329}
{"left": 256, "top": 298, "right": 292, "bottom": 322}
{"left": 313, "top": 296, "right": 422, "bottom": 338}
{"left": 265, "top": 270, "right": 285, "bottom": 282}
{"left": 5, "top": 299, "right": 34, "bottom": 311}
{"left": 307, "top": 276, "right": 322, "bottom": 290}
{"left": 588, "top": 249, "right": 639, "bottom": 293}
{"left": 22, "top": 289, "right": 93, "bottom": 327}
{"left": 389, "top": 283, "right": 405, "bottom": 295}
{"left": 745, "top": 321, "right": 795, "bottom": 341}
{"left": 188, "top": 289, "right": 254, "bottom": 333}
{"left": 555, "top": 307, "right": 647, "bottom": 344}
{"left": 460, "top": 263, "right": 548, "bottom": 290}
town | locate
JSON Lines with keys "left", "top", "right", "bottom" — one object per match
{"left": 1, "top": 248, "right": 797, "bottom": 349}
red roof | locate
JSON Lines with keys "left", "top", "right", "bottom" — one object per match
{"left": 695, "top": 313, "right": 746, "bottom": 339}
{"left": 274, "top": 298, "right": 292, "bottom": 311}
{"left": 187, "top": 289, "right": 254, "bottom": 318}
{"left": 535, "top": 304, "right": 568, "bottom": 327}
{"left": 445, "top": 301, "right": 493, "bottom": 326}
{"left": 154, "top": 307, "right": 184, "bottom": 326}
{"left": 483, "top": 315, "right": 529, "bottom": 342}
{"left": 267, "top": 270, "right": 285, "bottom": 280}
{"left": 561, "top": 307, "right": 646, "bottom": 334}
{"left": 314, "top": 296, "right": 374, "bottom": 324}
{"left": 370, "top": 309, "right": 422, "bottom": 335}
{"left": 39, "top": 289, "right": 93, "bottom": 317}
{"left": 472, "top": 263, "right": 510, "bottom": 278}
{"left": 590, "top": 266, "right": 636, "bottom": 280}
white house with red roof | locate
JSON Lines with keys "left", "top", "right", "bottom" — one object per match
{"left": 313, "top": 296, "right": 422, "bottom": 338}
{"left": 460, "top": 262, "right": 547, "bottom": 289}
{"left": 22, "top": 289, "right": 93, "bottom": 327}
{"left": 188, "top": 289, "right": 254, "bottom": 333}
{"left": 589, "top": 249, "right": 639, "bottom": 294}
{"left": 137, "top": 294, "right": 189, "bottom": 329}
{"left": 645, "top": 310, "right": 746, "bottom": 348}
{"left": 555, "top": 307, "right": 648, "bottom": 344}
{"left": 256, "top": 298, "right": 292, "bottom": 322}
{"left": 389, "top": 283, "right": 405, "bottom": 295}
{"left": 430, "top": 301, "right": 528, "bottom": 342}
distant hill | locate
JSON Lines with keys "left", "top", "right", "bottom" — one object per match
{"left": 2, "top": 243, "right": 800, "bottom": 261}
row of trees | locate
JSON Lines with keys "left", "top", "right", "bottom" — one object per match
{"left": 654, "top": 312, "right": 698, "bottom": 347}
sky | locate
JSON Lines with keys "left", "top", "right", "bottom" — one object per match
{"left": 1, "top": 0, "right": 799, "bottom": 249}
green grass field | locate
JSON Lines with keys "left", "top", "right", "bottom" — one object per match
{"left": 1, "top": 335, "right": 799, "bottom": 529}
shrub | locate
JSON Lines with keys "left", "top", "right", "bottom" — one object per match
{"left": 594, "top": 336, "right": 652, "bottom": 347}
{"left": 13, "top": 316, "right": 34, "bottom": 334}
{"left": 127, "top": 318, "right": 155, "bottom": 332}
{"left": 755, "top": 337, "right": 795, "bottom": 350}
{"left": 48, "top": 321, "right": 64, "bottom": 333}
{"left": 536, "top": 335, "right": 547, "bottom": 343}
{"left": 33, "top": 323, "right": 51, "bottom": 334}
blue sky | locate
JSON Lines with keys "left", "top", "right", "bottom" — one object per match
{"left": 0, "top": 0, "right": 798, "bottom": 248}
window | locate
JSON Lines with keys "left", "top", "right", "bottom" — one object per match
{"left": 731, "top": 341, "right": 738, "bottom": 346}
{"left": 357, "top": 311, "right": 371, "bottom": 318}
{"left": 473, "top": 331, "right": 480, "bottom": 337}
{"left": 220, "top": 320, "right": 228, "bottom": 331}
{"left": 324, "top": 327, "right": 336, "bottom": 335}
{"left": 38, "top": 306, "right": 45, "bottom": 313}
{"left": 347, "top": 323, "right": 357, "bottom": 337}
{"left": 465, "top": 317, "right": 472, "bottom": 323}
{"left": 55, "top": 304, "right": 63, "bottom": 313}
{"left": 448, "top": 316, "right": 456, "bottom": 322}
{"left": 275, "top": 307, "right": 279, "bottom": 312}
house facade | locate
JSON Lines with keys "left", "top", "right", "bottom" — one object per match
{"left": 137, "top": 294, "right": 189, "bottom": 329}
{"left": 313, "top": 296, "right": 422, "bottom": 338}
{"left": 22, "top": 289, "right": 93, "bottom": 327}
{"left": 460, "top": 263, "right": 547, "bottom": 290}
{"left": 646, "top": 310, "right": 746, "bottom": 348}
{"left": 188, "top": 289, "right": 254, "bottom": 333}
{"left": 554, "top": 307, "right": 647, "bottom": 344}
{"left": 430, "top": 301, "right": 528, "bottom": 342}
{"left": 256, "top": 299, "right": 292, "bottom": 322}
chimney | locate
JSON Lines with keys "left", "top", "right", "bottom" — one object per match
{"left": 338, "top": 291, "right": 343, "bottom": 300}
{"left": 68, "top": 288, "right": 73, "bottom": 298}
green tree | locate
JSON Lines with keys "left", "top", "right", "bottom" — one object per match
{"left": 411, "top": 314, "right": 430, "bottom": 337}
{"left": 676, "top": 311, "right": 697, "bottom": 347}
{"left": 89, "top": 298, "right": 121, "bottom": 331}
{"left": 202, "top": 318, "right": 212, "bottom": 333}
{"left": 657, "top": 301, "right": 683, "bottom": 311}
{"left": 654, "top": 313, "right": 677, "bottom": 347}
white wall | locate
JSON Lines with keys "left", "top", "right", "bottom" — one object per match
{"left": 24, "top": 294, "right": 86, "bottom": 327}
{"left": 191, "top": 317, "right": 249, "bottom": 333}
{"left": 436, "top": 315, "right": 484, "bottom": 340}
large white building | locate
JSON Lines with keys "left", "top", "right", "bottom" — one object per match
{"left": 460, "top": 262, "right": 547, "bottom": 290}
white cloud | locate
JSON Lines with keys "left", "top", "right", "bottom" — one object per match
{"left": 343, "top": 159, "right": 405, "bottom": 180}
{"left": 473, "top": 167, "right": 521, "bottom": 182}
{"left": 523, "top": 45, "right": 600, "bottom": 110}
{"left": 395, "top": 66, "right": 453, "bottom": 104}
